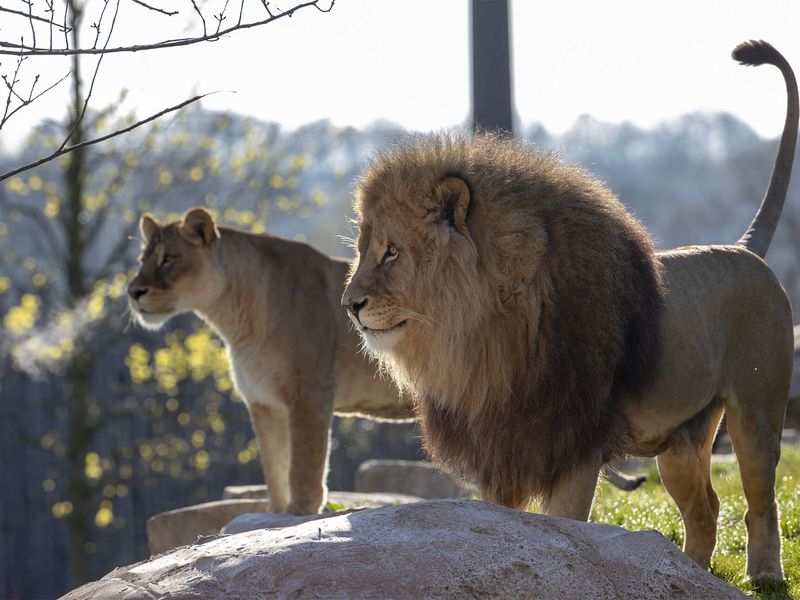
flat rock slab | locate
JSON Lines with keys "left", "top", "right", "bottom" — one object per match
{"left": 64, "top": 499, "right": 747, "bottom": 600}
{"left": 354, "top": 458, "right": 475, "bottom": 498}
{"left": 147, "top": 491, "right": 422, "bottom": 554}
{"left": 147, "top": 499, "right": 269, "bottom": 555}
{"left": 222, "top": 507, "right": 359, "bottom": 534}
{"left": 222, "top": 485, "right": 422, "bottom": 507}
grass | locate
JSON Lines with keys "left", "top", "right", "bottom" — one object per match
{"left": 589, "top": 444, "right": 800, "bottom": 599}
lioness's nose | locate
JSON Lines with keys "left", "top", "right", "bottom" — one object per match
{"left": 127, "top": 284, "right": 148, "bottom": 301}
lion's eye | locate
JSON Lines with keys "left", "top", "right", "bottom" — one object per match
{"left": 381, "top": 245, "right": 398, "bottom": 265}
{"left": 162, "top": 254, "right": 177, "bottom": 267}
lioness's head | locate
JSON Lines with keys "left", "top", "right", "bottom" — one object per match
{"left": 127, "top": 207, "right": 224, "bottom": 330}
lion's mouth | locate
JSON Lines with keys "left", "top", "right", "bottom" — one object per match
{"left": 131, "top": 304, "right": 171, "bottom": 318}
{"left": 129, "top": 302, "right": 176, "bottom": 330}
{"left": 360, "top": 320, "right": 407, "bottom": 336}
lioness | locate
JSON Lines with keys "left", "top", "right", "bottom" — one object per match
{"left": 342, "top": 40, "right": 795, "bottom": 580}
{"left": 127, "top": 209, "right": 411, "bottom": 514}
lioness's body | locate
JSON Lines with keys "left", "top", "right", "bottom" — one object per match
{"left": 201, "top": 228, "right": 407, "bottom": 420}
{"left": 129, "top": 218, "right": 409, "bottom": 515}
{"left": 343, "top": 40, "right": 796, "bottom": 580}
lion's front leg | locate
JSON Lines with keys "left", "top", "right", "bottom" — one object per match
{"left": 541, "top": 451, "right": 602, "bottom": 521}
{"left": 248, "top": 402, "right": 291, "bottom": 513}
{"left": 285, "top": 387, "right": 334, "bottom": 515}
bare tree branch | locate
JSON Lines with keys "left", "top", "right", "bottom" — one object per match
{"left": 0, "top": 6, "right": 71, "bottom": 32}
{"left": 0, "top": 0, "right": 334, "bottom": 179}
{"left": 0, "top": 93, "right": 212, "bottom": 182}
{"left": 0, "top": 70, "right": 70, "bottom": 130}
{"left": 189, "top": 0, "right": 208, "bottom": 37}
{"left": 0, "top": 0, "right": 331, "bottom": 56}
{"left": 1, "top": 47, "right": 25, "bottom": 125}
{"left": 25, "top": 0, "right": 38, "bottom": 49}
{"left": 129, "top": 0, "right": 179, "bottom": 17}
{"left": 57, "top": 0, "right": 121, "bottom": 154}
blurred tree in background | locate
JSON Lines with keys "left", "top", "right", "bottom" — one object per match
{"left": 2, "top": 30, "right": 800, "bottom": 594}
{"left": 0, "top": 88, "right": 367, "bottom": 595}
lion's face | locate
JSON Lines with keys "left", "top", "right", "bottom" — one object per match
{"left": 342, "top": 218, "right": 416, "bottom": 354}
{"left": 342, "top": 177, "right": 474, "bottom": 357}
{"left": 128, "top": 208, "right": 224, "bottom": 330}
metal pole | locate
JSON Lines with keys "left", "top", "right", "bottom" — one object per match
{"left": 470, "top": 0, "right": 513, "bottom": 134}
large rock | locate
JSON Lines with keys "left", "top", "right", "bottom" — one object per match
{"left": 355, "top": 459, "right": 474, "bottom": 498}
{"left": 222, "top": 485, "right": 422, "bottom": 507}
{"left": 65, "top": 500, "right": 747, "bottom": 600}
{"left": 222, "top": 490, "right": 422, "bottom": 535}
{"left": 147, "top": 499, "right": 269, "bottom": 555}
{"left": 148, "top": 491, "right": 421, "bottom": 554}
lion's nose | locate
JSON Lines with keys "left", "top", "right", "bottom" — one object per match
{"left": 127, "top": 284, "right": 148, "bottom": 301}
{"left": 344, "top": 297, "right": 368, "bottom": 321}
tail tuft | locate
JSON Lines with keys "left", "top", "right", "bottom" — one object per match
{"left": 733, "top": 39, "right": 797, "bottom": 258}
{"left": 732, "top": 39, "right": 783, "bottom": 67}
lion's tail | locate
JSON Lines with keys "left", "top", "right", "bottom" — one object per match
{"left": 734, "top": 40, "right": 798, "bottom": 259}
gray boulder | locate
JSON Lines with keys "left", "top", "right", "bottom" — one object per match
{"left": 147, "top": 491, "right": 421, "bottom": 554}
{"left": 355, "top": 459, "right": 474, "bottom": 498}
{"left": 65, "top": 499, "right": 747, "bottom": 600}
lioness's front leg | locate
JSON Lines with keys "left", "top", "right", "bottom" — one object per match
{"left": 285, "top": 388, "right": 334, "bottom": 515}
{"left": 541, "top": 451, "right": 602, "bottom": 521}
{"left": 248, "top": 402, "right": 290, "bottom": 513}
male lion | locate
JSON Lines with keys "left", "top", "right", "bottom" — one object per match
{"left": 342, "top": 40, "right": 796, "bottom": 580}
{"left": 127, "top": 208, "right": 411, "bottom": 515}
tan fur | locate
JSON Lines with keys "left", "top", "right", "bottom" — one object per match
{"left": 128, "top": 208, "right": 411, "bottom": 515}
{"left": 343, "top": 41, "right": 797, "bottom": 581}
{"left": 344, "top": 133, "right": 665, "bottom": 504}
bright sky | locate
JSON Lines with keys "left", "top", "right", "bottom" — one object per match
{"left": 3, "top": 0, "right": 800, "bottom": 151}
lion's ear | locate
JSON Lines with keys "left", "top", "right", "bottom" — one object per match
{"left": 437, "top": 176, "right": 471, "bottom": 231}
{"left": 179, "top": 207, "right": 219, "bottom": 246}
{"left": 139, "top": 213, "right": 161, "bottom": 243}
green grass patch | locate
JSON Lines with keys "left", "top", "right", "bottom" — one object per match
{"left": 588, "top": 445, "right": 800, "bottom": 599}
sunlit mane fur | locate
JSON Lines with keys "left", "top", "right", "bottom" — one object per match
{"left": 348, "top": 132, "right": 665, "bottom": 504}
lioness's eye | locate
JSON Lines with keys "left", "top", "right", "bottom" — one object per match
{"left": 162, "top": 254, "right": 177, "bottom": 267}
{"left": 382, "top": 245, "right": 398, "bottom": 265}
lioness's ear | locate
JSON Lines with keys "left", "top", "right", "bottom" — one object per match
{"left": 139, "top": 213, "right": 161, "bottom": 243}
{"left": 179, "top": 207, "right": 219, "bottom": 246}
{"left": 437, "top": 176, "right": 471, "bottom": 231}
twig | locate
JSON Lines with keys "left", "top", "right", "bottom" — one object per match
{"left": 58, "top": 0, "right": 121, "bottom": 153}
{"left": 1, "top": 48, "right": 25, "bottom": 127}
{"left": 189, "top": 0, "right": 207, "bottom": 38}
{"left": 130, "top": 0, "right": 179, "bottom": 16}
{"left": 62, "top": 0, "right": 69, "bottom": 48}
{"left": 45, "top": 0, "right": 56, "bottom": 50}
{"left": 90, "top": 0, "right": 113, "bottom": 50}
{"left": 215, "top": 0, "right": 232, "bottom": 35}
{"left": 0, "top": 0, "right": 326, "bottom": 56}
{"left": 0, "top": 6, "right": 71, "bottom": 32}
{"left": 25, "top": 0, "right": 37, "bottom": 49}
{"left": 0, "top": 93, "right": 213, "bottom": 182}
{"left": 1, "top": 70, "right": 70, "bottom": 130}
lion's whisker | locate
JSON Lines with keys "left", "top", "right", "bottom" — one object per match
{"left": 396, "top": 308, "right": 436, "bottom": 327}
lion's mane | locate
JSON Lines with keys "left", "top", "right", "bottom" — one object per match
{"left": 354, "top": 133, "right": 665, "bottom": 506}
